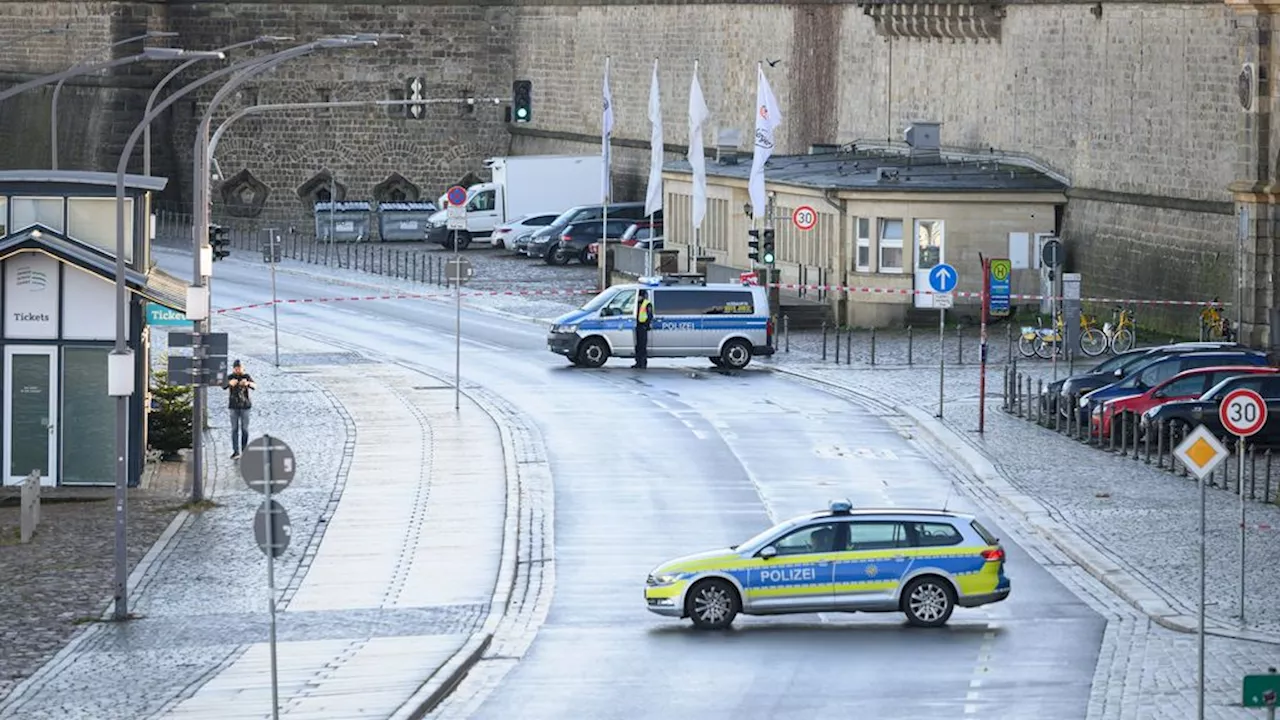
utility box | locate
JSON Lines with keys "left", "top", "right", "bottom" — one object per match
{"left": 378, "top": 201, "right": 437, "bottom": 242}
{"left": 314, "top": 201, "right": 372, "bottom": 242}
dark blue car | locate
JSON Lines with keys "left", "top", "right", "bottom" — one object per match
{"left": 1077, "top": 350, "right": 1269, "bottom": 421}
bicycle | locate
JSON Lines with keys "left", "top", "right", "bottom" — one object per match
{"left": 1084, "top": 306, "right": 1136, "bottom": 355}
{"left": 1020, "top": 312, "right": 1097, "bottom": 359}
{"left": 1199, "top": 299, "right": 1235, "bottom": 342}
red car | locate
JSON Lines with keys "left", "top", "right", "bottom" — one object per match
{"left": 1092, "top": 365, "right": 1280, "bottom": 437}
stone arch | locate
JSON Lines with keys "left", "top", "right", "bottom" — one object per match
{"left": 372, "top": 172, "right": 421, "bottom": 203}
{"left": 297, "top": 171, "right": 348, "bottom": 209}
{"left": 218, "top": 168, "right": 270, "bottom": 218}
{"left": 455, "top": 171, "right": 483, "bottom": 189}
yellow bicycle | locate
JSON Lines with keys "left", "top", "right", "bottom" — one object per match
{"left": 1200, "top": 299, "right": 1235, "bottom": 342}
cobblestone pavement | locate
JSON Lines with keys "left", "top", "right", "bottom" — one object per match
{"left": 0, "top": 315, "right": 515, "bottom": 720}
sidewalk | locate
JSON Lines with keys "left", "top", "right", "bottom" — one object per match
{"left": 0, "top": 316, "right": 515, "bottom": 720}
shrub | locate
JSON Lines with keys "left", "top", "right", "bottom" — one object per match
{"left": 148, "top": 368, "right": 193, "bottom": 460}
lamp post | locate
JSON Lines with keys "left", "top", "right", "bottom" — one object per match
{"left": 143, "top": 35, "right": 293, "bottom": 176}
{"left": 13, "top": 24, "right": 71, "bottom": 46}
{"left": 0, "top": 47, "right": 190, "bottom": 105}
{"left": 187, "top": 36, "right": 387, "bottom": 504}
{"left": 51, "top": 30, "right": 178, "bottom": 169}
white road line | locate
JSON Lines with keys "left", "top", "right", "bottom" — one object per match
{"left": 964, "top": 628, "right": 997, "bottom": 714}
{"left": 692, "top": 430, "right": 709, "bottom": 440}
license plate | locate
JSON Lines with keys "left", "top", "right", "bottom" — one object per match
{"left": 398, "top": 221, "right": 419, "bottom": 230}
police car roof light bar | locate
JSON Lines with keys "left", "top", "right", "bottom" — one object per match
{"left": 829, "top": 500, "right": 853, "bottom": 514}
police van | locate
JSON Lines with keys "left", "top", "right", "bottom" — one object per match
{"left": 547, "top": 276, "right": 776, "bottom": 369}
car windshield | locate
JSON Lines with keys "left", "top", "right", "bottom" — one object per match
{"left": 578, "top": 288, "right": 621, "bottom": 312}
{"left": 1201, "top": 375, "right": 1266, "bottom": 400}
{"left": 1092, "top": 350, "right": 1147, "bottom": 374}
{"left": 735, "top": 517, "right": 804, "bottom": 552}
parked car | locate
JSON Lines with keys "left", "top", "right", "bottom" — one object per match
{"left": 1091, "top": 365, "right": 1280, "bottom": 438}
{"left": 524, "top": 202, "right": 650, "bottom": 259}
{"left": 547, "top": 219, "right": 634, "bottom": 265}
{"left": 1077, "top": 350, "right": 1270, "bottom": 422}
{"left": 492, "top": 211, "right": 560, "bottom": 249}
{"left": 1052, "top": 342, "right": 1247, "bottom": 418}
{"left": 1144, "top": 373, "right": 1280, "bottom": 448}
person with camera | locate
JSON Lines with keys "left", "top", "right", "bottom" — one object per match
{"left": 222, "top": 359, "right": 257, "bottom": 460}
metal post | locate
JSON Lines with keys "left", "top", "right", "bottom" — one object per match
{"left": 454, "top": 229, "right": 462, "bottom": 412}
{"left": 1157, "top": 421, "right": 1166, "bottom": 468}
{"left": 979, "top": 260, "right": 990, "bottom": 433}
{"left": 784, "top": 315, "right": 790, "bottom": 352}
{"left": 1240, "top": 439, "right": 1247, "bottom": 622}
{"left": 957, "top": 324, "right": 963, "bottom": 365}
{"left": 834, "top": 327, "right": 841, "bottom": 364}
{"left": 1144, "top": 421, "right": 1152, "bottom": 464}
{"left": 1006, "top": 321, "right": 1013, "bottom": 364}
{"left": 937, "top": 308, "right": 946, "bottom": 418}
{"left": 264, "top": 435, "right": 280, "bottom": 720}
{"left": 1036, "top": 379, "right": 1044, "bottom": 425}
{"left": 822, "top": 320, "right": 828, "bottom": 361}
{"left": 845, "top": 327, "right": 851, "bottom": 365}
{"left": 269, "top": 230, "right": 280, "bottom": 367}
{"left": 870, "top": 327, "right": 877, "bottom": 366}
{"left": 907, "top": 325, "right": 913, "bottom": 365}
{"left": 1198, "top": 450, "right": 1206, "bottom": 720}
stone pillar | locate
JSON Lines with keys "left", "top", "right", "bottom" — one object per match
{"left": 1228, "top": 0, "right": 1279, "bottom": 348}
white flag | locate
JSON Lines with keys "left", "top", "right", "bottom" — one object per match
{"left": 748, "top": 63, "right": 782, "bottom": 221}
{"left": 601, "top": 57, "right": 614, "bottom": 203}
{"left": 687, "top": 63, "right": 709, "bottom": 231}
{"left": 644, "top": 60, "right": 664, "bottom": 217}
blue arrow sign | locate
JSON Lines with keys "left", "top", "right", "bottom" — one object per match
{"left": 928, "top": 263, "right": 958, "bottom": 293}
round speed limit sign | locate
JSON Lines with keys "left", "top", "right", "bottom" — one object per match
{"left": 1219, "top": 388, "right": 1268, "bottom": 437}
{"left": 792, "top": 205, "right": 817, "bottom": 231}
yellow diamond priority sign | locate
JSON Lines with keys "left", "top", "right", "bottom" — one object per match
{"left": 1173, "top": 424, "right": 1229, "bottom": 480}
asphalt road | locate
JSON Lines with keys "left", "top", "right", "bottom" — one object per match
{"left": 157, "top": 251, "right": 1105, "bottom": 719}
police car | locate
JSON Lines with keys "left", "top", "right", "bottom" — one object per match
{"left": 644, "top": 502, "right": 1010, "bottom": 630}
{"left": 547, "top": 275, "right": 775, "bottom": 369}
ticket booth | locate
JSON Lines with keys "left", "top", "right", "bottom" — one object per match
{"left": 0, "top": 171, "right": 186, "bottom": 487}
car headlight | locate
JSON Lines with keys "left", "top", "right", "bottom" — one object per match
{"left": 552, "top": 324, "right": 578, "bottom": 334}
{"left": 646, "top": 573, "right": 687, "bottom": 586}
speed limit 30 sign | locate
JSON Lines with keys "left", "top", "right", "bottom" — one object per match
{"left": 1219, "top": 388, "right": 1268, "bottom": 437}
{"left": 792, "top": 205, "right": 817, "bottom": 231}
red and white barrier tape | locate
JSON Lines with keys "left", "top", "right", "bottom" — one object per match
{"left": 212, "top": 287, "right": 597, "bottom": 314}
{"left": 210, "top": 283, "right": 1224, "bottom": 314}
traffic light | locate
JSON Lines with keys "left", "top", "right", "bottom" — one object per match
{"left": 209, "top": 224, "right": 230, "bottom": 262}
{"left": 762, "top": 228, "right": 776, "bottom": 265}
{"left": 747, "top": 229, "right": 761, "bottom": 264}
{"left": 512, "top": 80, "right": 532, "bottom": 123}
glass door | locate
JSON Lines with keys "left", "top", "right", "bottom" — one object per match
{"left": 5, "top": 346, "right": 57, "bottom": 486}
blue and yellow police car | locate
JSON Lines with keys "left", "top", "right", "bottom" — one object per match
{"left": 644, "top": 501, "right": 1010, "bottom": 629}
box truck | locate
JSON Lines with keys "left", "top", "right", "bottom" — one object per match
{"left": 428, "top": 154, "right": 604, "bottom": 249}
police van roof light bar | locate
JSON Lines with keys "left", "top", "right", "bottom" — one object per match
{"left": 829, "top": 500, "right": 853, "bottom": 514}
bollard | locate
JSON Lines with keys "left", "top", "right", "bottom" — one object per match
{"left": 1132, "top": 413, "right": 1141, "bottom": 461}
{"left": 1180, "top": 425, "right": 1190, "bottom": 477}
{"left": 1267, "top": 450, "right": 1274, "bottom": 503}
{"left": 908, "top": 326, "right": 914, "bottom": 365}
{"left": 1036, "top": 379, "right": 1044, "bottom": 425}
{"left": 1250, "top": 445, "right": 1257, "bottom": 499}
{"left": 784, "top": 315, "right": 790, "bottom": 352}
{"left": 1026, "top": 377, "right": 1033, "bottom": 420}
{"left": 1156, "top": 421, "right": 1166, "bottom": 468}
{"left": 1002, "top": 366, "right": 1009, "bottom": 412}
{"left": 20, "top": 469, "right": 40, "bottom": 543}
{"left": 1119, "top": 411, "right": 1128, "bottom": 455}
{"left": 1108, "top": 407, "right": 1117, "bottom": 451}
{"left": 1144, "top": 419, "right": 1152, "bottom": 464}
{"left": 870, "top": 327, "right": 877, "bottom": 366}
{"left": 1055, "top": 391, "right": 1063, "bottom": 433}
{"left": 822, "top": 320, "right": 828, "bottom": 361}
{"left": 835, "top": 327, "right": 841, "bottom": 364}
{"left": 1006, "top": 322, "right": 1013, "bottom": 364}
{"left": 1014, "top": 374, "right": 1023, "bottom": 417}
{"left": 845, "top": 327, "right": 851, "bottom": 365}
{"left": 957, "top": 324, "right": 964, "bottom": 365}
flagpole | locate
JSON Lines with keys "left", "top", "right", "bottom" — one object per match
{"left": 647, "top": 56, "right": 657, "bottom": 277}
{"left": 692, "top": 58, "right": 700, "bottom": 275}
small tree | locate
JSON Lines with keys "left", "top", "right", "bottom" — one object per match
{"left": 148, "top": 368, "right": 193, "bottom": 461}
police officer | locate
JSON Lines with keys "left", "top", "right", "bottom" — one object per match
{"left": 633, "top": 289, "right": 653, "bottom": 369}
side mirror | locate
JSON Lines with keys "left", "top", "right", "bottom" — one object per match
{"left": 600, "top": 307, "right": 615, "bottom": 317}
{"left": 759, "top": 546, "right": 777, "bottom": 560}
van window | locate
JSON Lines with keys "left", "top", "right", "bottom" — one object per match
{"left": 609, "top": 203, "right": 647, "bottom": 219}
{"left": 652, "top": 290, "right": 755, "bottom": 316}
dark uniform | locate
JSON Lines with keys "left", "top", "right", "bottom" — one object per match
{"left": 633, "top": 290, "right": 653, "bottom": 369}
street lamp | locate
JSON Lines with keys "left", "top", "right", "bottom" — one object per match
{"left": 187, "top": 36, "right": 382, "bottom": 504}
{"left": 0, "top": 47, "right": 190, "bottom": 105}
{"left": 13, "top": 24, "right": 71, "bottom": 46}
{"left": 51, "top": 30, "right": 179, "bottom": 169}
{"left": 142, "top": 35, "right": 294, "bottom": 175}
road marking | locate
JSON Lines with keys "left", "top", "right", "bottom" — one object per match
{"left": 964, "top": 628, "right": 997, "bottom": 714}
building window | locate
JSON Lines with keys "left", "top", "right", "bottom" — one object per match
{"left": 879, "top": 218, "right": 904, "bottom": 273}
{"left": 915, "top": 219, "right": 943, "bottom": 271}
{"left": 62, "top": 347, "right": 116, "bottom": 485}
{"left": 12, "top": 196, "right": 64, "bottom": 233}
{"left": 67, "top": 197, "right": 134, "bottom": 261}
{"left": 856, "top": 217, "right": 872, "bottom": 272}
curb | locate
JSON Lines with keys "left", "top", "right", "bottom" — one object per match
{"left": 774, "top": 365, "right": 1280, "bottom": 646}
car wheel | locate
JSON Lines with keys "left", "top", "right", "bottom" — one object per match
{"left": 455, "top": 232, "right": 472, "bottom": 251}
{"left": 575, "top": 337, "right": 610, "bottom": 368}
{"left": 686, "top": 578, "right": 739, "bottom": 630}
{"left": 709, "top": 357, "right": 725, "bottom": 368}
{"left": 902, "top": 576, "right": 955, "bottom": 627}
{"left": 720, "top": 339, "right": 752, "bottom": 370}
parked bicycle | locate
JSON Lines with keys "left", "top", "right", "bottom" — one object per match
{"left": 1079, "top": 306, "right": 1136, "bottom": 356}
{"left": 1019, "top": 312, "right": 1096, "bottom": 359}
{"left": 1200, "top": 299, "right": 1235, "bottom": 342}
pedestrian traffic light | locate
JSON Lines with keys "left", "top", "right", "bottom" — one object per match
{"left": 748, "top": 229, "right": 761, "bottom": 264}
{"left": 762, "top": 228, "right": 776, "bottom": 265}
{"left": 512, "top": 80, "right": 532, "bottom": 123}
{"left": 209, "top": 224, "right": 230, "bottom": 261}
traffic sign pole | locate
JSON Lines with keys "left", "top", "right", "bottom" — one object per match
{"left": 263, "top": 434, "right": 280, "bottom": 720}
{"left": 1220, "top": 387, "right": 1267, "bottom": 623}
{"left": 928, "top": 264, "right": 958, "bottom": 419}
{"left": 979, "top": 257, "right": 990, "bottom": 434}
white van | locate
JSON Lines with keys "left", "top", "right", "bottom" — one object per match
{"left": 547, "top": 277, "right": 776, "bottom": 369}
